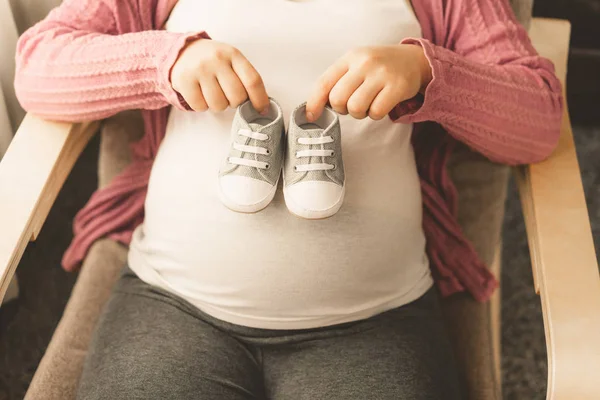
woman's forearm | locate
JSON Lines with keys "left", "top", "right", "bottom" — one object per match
{"left": 397, "top": 0, "right": 564, "bottom": 166}
{"left": 395, "top": 38, "right": 563, "bottom": 165}
{"left": 14, "top": 0, "right": 203, "bottom": 122}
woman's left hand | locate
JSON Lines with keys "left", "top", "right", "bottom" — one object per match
{"left": 306, "top": 44, "right": 432, "bottom": 122}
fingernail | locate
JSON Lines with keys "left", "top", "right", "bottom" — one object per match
{"left": 260, "top": 107, "right": 269, "bottom": 116}
{"left": 307, "top": 111, "right": 315, "bottom": 121}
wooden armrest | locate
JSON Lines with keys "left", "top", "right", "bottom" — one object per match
{"left": 516, "top": 19, "right": 600, "bottom": 399}
{"left": 0, "top": 114, "right": 98, "bottom": 304}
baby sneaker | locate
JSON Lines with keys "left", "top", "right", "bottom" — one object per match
{"left": 283, "top": 103, "right": 345, "bottom": 219}
{"left": 219, "top": 99, "right": 285, "bottom": 213}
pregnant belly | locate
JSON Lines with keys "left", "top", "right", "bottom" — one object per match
{"left": 133, "top": 195, "right": 431, "bottom": 327}
{"left": 130, "top": 111, "right": 432, "bottom": 327}
{"left": 137, "top": 164, "right": 429, "bottom": 321}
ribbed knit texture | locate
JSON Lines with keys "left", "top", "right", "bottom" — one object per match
{"left": 14, "top": 0, "right": 563, "bottom": 302}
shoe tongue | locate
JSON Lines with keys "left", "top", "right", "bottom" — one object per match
{"left": 299, "top": 128, "right": 325, "bottom": 138}
{"left": 249, "top": 122, "right": 263, "bottom": 131}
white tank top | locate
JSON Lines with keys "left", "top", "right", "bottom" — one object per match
{"left": 128, "top": 0, "right": 433, "bottom": 329}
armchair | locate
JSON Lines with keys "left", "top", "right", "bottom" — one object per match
{"left": 1, "top": 17, "right": 598, "bottom": 400}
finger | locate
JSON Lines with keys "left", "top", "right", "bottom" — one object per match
{"left": 306, "top": 59, "right": 349, "bottom": 122}
{"left": 328, "top": 71, "right": 364, "bottom": 116}
{"left": 200, "top": 76, "right": 229, "bottom": 112}
{"left": 368, "top": 85, "right": 405, "bottom": 121}
{"left": 231, "top": 53, "right": 270, "bottom": 113}
{"left": 216, "top": 67, "right": 248, "bottom": 108}
{"left": 178, "top": 81, "right": 208, "bottom": 112}
{"left": 347, "top": 79, "right": 385, "bottom": 120}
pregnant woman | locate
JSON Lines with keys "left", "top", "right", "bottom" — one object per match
{"left": 14, "top": 0, "right": 562, "bottom": 398}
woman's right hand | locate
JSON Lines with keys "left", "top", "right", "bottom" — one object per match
{"left": 171, "top": 39, "right": 270, "bottom": 113}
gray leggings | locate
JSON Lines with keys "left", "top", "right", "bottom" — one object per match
{"left": 77, "top": 267, "right": 462, "bottom": 400}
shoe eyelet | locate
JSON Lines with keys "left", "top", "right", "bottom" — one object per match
{"left": 330, "top": 151, "right": 335, "bottom": 157}
{"left": 294, "top": 166, "right": 299, "bottom": 172}
{"left": 265, "top": 164, "right": 271, "bottom": 170}
{"left": 330, "top": 164, "right": 336, "bottom": 171}
{"left": 295, "top": 152, "right": 299, "bottom": 158}
{"left": 265, "top": 149, "right": 271, "bottom": 155}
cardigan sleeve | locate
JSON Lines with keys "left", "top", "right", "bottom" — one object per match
{"left": 393, "top": 0, "right": 563, "bottom": 165}
{"left": 14, "top": 0, "right": 206, "bottom": 122}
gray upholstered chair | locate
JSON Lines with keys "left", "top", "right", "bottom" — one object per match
{"left": 1, "top": 1, "right": 599, "bottom": 399}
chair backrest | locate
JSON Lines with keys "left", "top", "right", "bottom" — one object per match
{"left": 510, "top": 0, "right": 533, "bottom": 29}
{"left": 1, "top": 0, "right": 63, "bottom": 155}
{"left": 9, "top": 0, "right": 63, "bottom": 34}
{"left": 446, "top": 0, "right": 533, "bottom": 265}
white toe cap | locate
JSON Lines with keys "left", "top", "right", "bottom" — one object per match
{"left": 284, "top": 181, "right": 344, "bottom": 215}
{"left": 219, "top": 175, "right": 276, "bottom": 212}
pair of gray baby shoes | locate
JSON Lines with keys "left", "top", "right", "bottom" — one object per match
{"left": 218, "top": 99, "right": 345, "bottom": 219}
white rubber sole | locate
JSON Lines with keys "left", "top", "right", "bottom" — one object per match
{"left": 218, "top": 177, "right": 278, "bottom": 214}
{"left": 283, "top": 182, "right": 345, "bottom": 220}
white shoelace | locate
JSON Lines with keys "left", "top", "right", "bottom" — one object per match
{"left": 294, "top": 136, "right": 335, "bottom": 172}
{"left": 228, "top": 129, "right": 271, "bottom": 170}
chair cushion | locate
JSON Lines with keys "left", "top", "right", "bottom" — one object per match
{"left": 438, "top": 2, "right": 533, "bottom": 396}
{"left": 26, "top": 2, "right": 533, "bottom": 398}
{"left": 98, "top": 110, "right": 144, "bottom": 189}
{"left": 442, "top": 143, "right": 509, "bottom": 400}
{"left": 24, "top": 239, "right": 128, "bottom": 400}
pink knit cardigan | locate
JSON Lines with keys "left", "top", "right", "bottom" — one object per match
{"left": 14, "top": 0, "right": 563, "bottom": 302}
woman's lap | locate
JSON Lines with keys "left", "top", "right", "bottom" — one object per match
{"left": 77, "top": 267, "right": 461, "bottom": 400}
{"left": 76, "top": 271, "right": 264, "bottom": 400}
{"left": 261, "top": 291, "right": 461, "bottom": 400}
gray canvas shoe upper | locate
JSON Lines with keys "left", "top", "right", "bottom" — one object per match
{"left": 284, "top": 103, "right": 344, "bottom": 187}
{"left": 283, "top": 103, "right": 345, "bottom": 219}
{"left": 218, "top": 99, "right": 284, "bottom": 213}
{"left": 220, "top": 99, "right": 285, "bottom": 186}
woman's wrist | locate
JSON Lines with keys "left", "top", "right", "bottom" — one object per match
{"left": 413, "top": 44, "right": 433, "bottom": 94}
